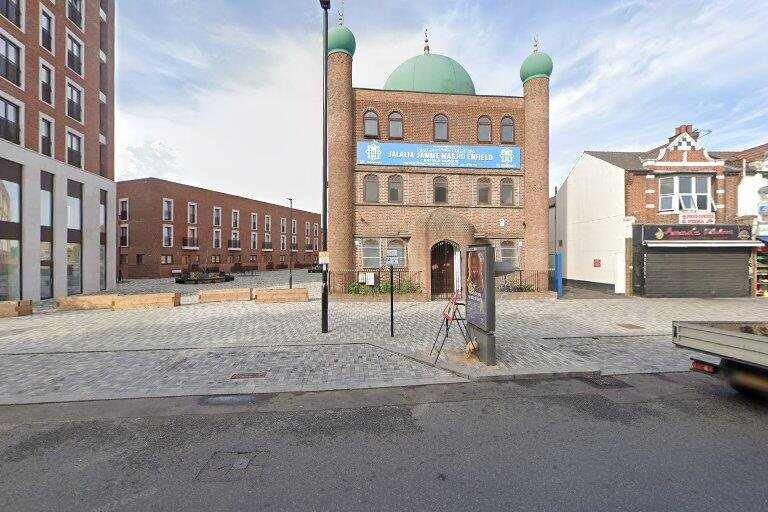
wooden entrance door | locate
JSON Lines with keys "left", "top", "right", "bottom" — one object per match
{"left": 431, "top": 241, "right": 455, "bottom": 297}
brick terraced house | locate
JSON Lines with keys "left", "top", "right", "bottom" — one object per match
{"left": 326, "top": 23, "right": 553, "bottom": 297}
{"left": 0, "top": 0, "right": 115, "bottom": 301}
{"left": 116, "top": 178, "right": 321, "bottom": 279}
{"left": 553, "top": 125, "right": 767, "bottom": 297}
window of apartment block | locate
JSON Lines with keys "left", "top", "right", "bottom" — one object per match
{"left": 99, "top": 193, "right": 107, "bottom": 233}
{"left": 231, "top": 210, "right": 240, "bottom": 228}
{"left": 280, "top": 217, "right": 286, "bottom": 234}
{"left": 250, "top": 213, "right": 257, "bottom": 230}
{"left": 40, "top": 117, "right": 53, "bottom": 157}
{"left": 1, "top": 0, "right": 21, "bottom": 27}
{"left": 313, "top": 237, "right": 318, "bottom": 251}
{"left": 0, "top": 96, "right": 20, "bottom": 144}
{"left": 0, "top": 177, "right": 20, "bottom": 223}
{"left": 291, "top": 234, "right": 297, "bottom": 251}
{"left": 313, "top": 223, "right": 319, "bottom": 237}
{"left": 118, "top": 198, "right": 130, "bottom": 222}
{"left": 280, "top": 234, "right": 286, "bottom": 251}
{"left": 659, "top": 175, "right": 712, "bottom": 212}
{"left": 162, "top": 225, "right": 173, "bottom": 248}
{"left": 67, "top": 242, "right": 82, "bottom": 295}
{"left": 41, "top": 241, "right": 53, "bottom": 300}
{"left": 68, "top": 0, "right": 84, "bottom": 29}
{"left": 161, "top": 255, "right": 173, "bottom": 265}
{"left": 187, "top": 202, "right": 197, "bottom": 224}
{"left": 162, "top": 199, "right": 173, "bottom": 221}
{"left": 213, "top": 206, "right": 221, "bottom": 227}
{"left": 0, "top": 167, "right": 21, "bottom": 300}
{"left": 305, "top": 221, "right": 310, "bottom": 236}
{"left": 40, "top": 182, "right": 53, "bottom": 228}
{"left": 66, "top": 81, "right": 83, "bottom": 121}
{"left": 136, "top": 253, "right": 145, "bottom": 265}
{"left": 250, "top": 232, "right": 258, "bottom": 250}
{"left": 264, "top": 232, "right": 271, "bottom": 247}
{"left": 66, "top": 131, "right": 83, "bottom": 168}
{"left": 0, "top": 34, "right": 21, "bottom": 86}
{"left": 264, "top": 215, "right": 271, "bottom": 232}
{"left": 40, "top": 64, "right": 53, "bottom": 105}
{"left": 211, "top": 254, "right": 221, "bottom": 264}
{"left": 212, "top": 228, "right": 221, "bottom": 249}
{"left": 291, "top": 219, "right": 297, "bottom": 235}
{"left": 249, "top": 254, "right": 257, "bottom": 262}
{"left": 67, "top": 192, "right": 82, "bottom": 230}
{"left": 40, "top": 9, "right": 54, "bottom": 52}
{"left": 66, "top": 34, "right": 82, "bottom": 75}
{"left": 305, "top": 237, "right": 310, "bottom": 251}
{"left": 186, "top": 227, "right": 198, "bottom": 247}
{"left": 119, "top": 225, "right": 128, "bottom": 247}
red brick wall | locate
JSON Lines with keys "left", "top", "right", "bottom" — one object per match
{"left": 116, "top": 179, "right": 321, "bottom": 279}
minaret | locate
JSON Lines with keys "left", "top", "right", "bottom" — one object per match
{"left": 326, "top": 16, "right": 356, "bottom": 273}
{"left": 520, "top": 36, "right": 553, "bottom": 279}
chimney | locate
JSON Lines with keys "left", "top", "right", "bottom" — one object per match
{"left": 675, "top": 124, "right": 693, "bottom": 136}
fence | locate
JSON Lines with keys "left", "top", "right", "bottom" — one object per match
{"left": 494, "top": 270, "right": 550, "bottom": 292}
{"left": 329, "top": 270, "right": 422, "bottom": 294}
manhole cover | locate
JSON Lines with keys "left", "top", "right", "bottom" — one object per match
{"left": 195, "top": 451, "right": 267, "bottom": 482}
{"left": 576, "top": 375, "right": 632, "bottom": 389}
{"left": 230, "top": 372, "right": 266, "bottom": 380}
{"left": 617, "top": 323, "right": 644, "bottom": 330}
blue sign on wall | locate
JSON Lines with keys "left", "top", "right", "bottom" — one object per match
{"left": 356, "top": 140, "right": 521, "bottom": 170}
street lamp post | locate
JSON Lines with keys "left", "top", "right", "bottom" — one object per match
{"left": 287, "top": 197, "right": 293, "bottom": 289}
{"left": 319, "top": 0, "right": 330, "bottom": 333}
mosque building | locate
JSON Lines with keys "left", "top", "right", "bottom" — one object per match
{"left": 326, "top": 20, "right": 553, "bottom": 297}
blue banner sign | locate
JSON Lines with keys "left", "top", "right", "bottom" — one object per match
{"left": 356, "top": 140, "right": 521, "bottom": 169}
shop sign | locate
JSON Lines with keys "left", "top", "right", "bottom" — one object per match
{"left": 385, "top": 249, "right": 399, "bottom": 267}
{"left": 679, "top": 212, "right": 716, "bottom": 225}
{"left": 642, "top": 224, "right": 752, "bottom": 242}
{"left": 465, "top": 245, "right": 496, "bottom": 333}
{"left": 356, "top": 140, "right": 521, "bottom": 169}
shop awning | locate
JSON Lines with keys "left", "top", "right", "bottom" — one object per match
{"left": 758, "top": 236, "right": 768, "bottom": 245}
{"left": 644, "top": 240, "right": 764, "bottom": 248}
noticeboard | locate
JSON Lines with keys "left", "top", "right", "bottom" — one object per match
{"left": 385, "top": 248, "right": 399, "bottom": 267}
{"left": 465, "top": 244, "right": 495, "bottom": 333}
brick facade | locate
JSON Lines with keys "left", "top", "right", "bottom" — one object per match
{"left": 116, "top": 178, "right": 321, "bottom": 279}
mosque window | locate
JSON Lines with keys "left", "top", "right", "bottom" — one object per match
{"left": 388, "top": 112, "right": 403, "bottom": 139}
{"left": 388, "top": 175, "right": 403, "bottom": 203}
{"left": 500, "top": 177, "right": 519, "bottom": 206}
{"left": 433, "top": 176, "right": 448, "bottom": 204}
{"left": 477, "top": 178, "right": 491, "bottom": 205}
{"left": 363, "top": 110, "right": 379, "bottom": 138}
{"left": 386, "top": 239, "right": 406, "bottom": 268}
{"left": 363, "top": 174, "right": 379, "bottom": 203}
{"left": 477, "top": 116, "right": 491, "bottom": 143}
{"left": 501, "top": 116, "right": 515, "bottom": 143}
{"left": 500, "top": 241, "right": 520, "bottom": 269}
{"left": 362, "top": 239, "right": 381, "bottom": 268}
{"left": 433, "top": 114, "right": 448, "bottom": 142}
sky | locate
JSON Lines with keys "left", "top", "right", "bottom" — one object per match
{"left": 115, "top": 0, "right": 768, "bottom": 212}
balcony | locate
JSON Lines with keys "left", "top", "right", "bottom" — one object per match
{"left": 182, "top": 237, "right": 199, "bottom": 249}
{"left": 0, "top": 0, "right": 21, "bottom": 27}
{"left": 41, "top": 29, "right": 52, "bottom": 52}
{"left": 41, "top": 137, "right": 52, "bottom": 157}
{"left": 67, "top": 51, "right": 82, "bottom": 75}
{"left": 0, "top": 55, "right": 20, "bottom": 86}
{"left": 67, "top": 100, "right": 82, "bottom": 122}
{"left": 262, "top": 241, "right": 273, "bottom": 251}
{"left": 67, "top": 148, "right": 82, "bottom": 168}
{"left": 0, "top": 119, "right": 20, "bottom": 144}
{"left": 228, "top": 239, "right": 241, "bottom": 250}
{"left": 68, "top": 2, "right": 83, "bottom": 27}
{"left": 41, "top": 82, "right": 52, "bottom": 104}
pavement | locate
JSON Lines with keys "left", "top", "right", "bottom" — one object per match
{"left": 2, "top": 269, "right": 767, "bottom": 404}
{"left": 1, "top": 373, "right": 767, "bottom": 511}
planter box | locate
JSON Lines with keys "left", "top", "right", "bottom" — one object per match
{"left": 57, "top": 294, "right": 117, "bottom": 311}
{"left": 199, "top": 288, "right": 253, "bottom": 303}
{"left": 112, "top": 293, "right": 181, "bottom": 310}
{"left": 0, "top": 300, "right": 32, "bottom": 317}
{"left": 253, "top": 288, "right": 309, "bottom": 303}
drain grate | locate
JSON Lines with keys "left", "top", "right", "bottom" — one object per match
{"left": 195, "top": 451, "right": 267, "bottom": 482}
{"left": 230, "top": 372, "right": 266, "bottom": 380}
{"left": 617, "top": 323, "right": 644, "bottom": 330}
{"left": 576, "top": 375, "right": 632, "bottom": 389}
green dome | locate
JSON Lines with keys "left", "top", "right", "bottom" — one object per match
{"left": 520, "top": 51, "right": 553, "bottom": 84}
{"left": 327, "top": 25, "right": 356, "bottom": 56}
{"left": 384, "top": 53, "right": 475, "bottom": 95}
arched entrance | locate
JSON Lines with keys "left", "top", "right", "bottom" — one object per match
{"left": 431, "top": 241, "right": 458, "bottom": 298}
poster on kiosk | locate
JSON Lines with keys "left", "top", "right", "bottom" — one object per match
{"left": 465, "top": 244, "right": 496, "bottom": 364}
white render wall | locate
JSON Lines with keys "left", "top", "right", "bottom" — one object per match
{"left": 555, "top": 153, "right": 630, "bottom": 289}
{"left": 737, "top": 171, "right": 768, "bottom": 217}
{"left": 2, "top": 138, "right": 116, "bottom": 301}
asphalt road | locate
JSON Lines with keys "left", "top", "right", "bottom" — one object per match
{"left": 1, "top": 372, "right": 767, "bottom": 512}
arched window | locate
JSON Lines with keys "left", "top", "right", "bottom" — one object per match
{"left": 387, "top": 239, "right": 406, "bottom": 268}
{"left": 363, "top": 174, "right": 379, "bottom": 203}
{"left": 500, "top": 177, "right": 518, "bottom": 206}
{"left": 363, "top": 110, "right": 379, "bottom": 138}
{"left": 477, "top": 178, "right": 491, "bottom": 205}
{"left": 388, "top": 175, "right": 403, "bottom": 203}
{"left": 433, "top": 176, "right": 448, "bottom": 204}
{"left": 501, "top": 116, "right": 515, "bottom": 143}
{"left": 433, "top": 114, "right": 448, "bottom": 142}
{"left": 477, "top": 116, "right": 491, "bottom": 143}
{"left": 388, "top": 112, "right": 403, "bottom": 139}
{"left": 500, "top": 241, "right": 520, "bottom": 268}
{"left": 362, "top": 238, "right": 381, "bottom": 268}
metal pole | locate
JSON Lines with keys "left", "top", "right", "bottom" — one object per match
{"left": 288, "top": 197, "right": 293, "bottom": 289}
{"left": 320, "top": 1, "right": 330, "bottom": 333}
{"left": 390, "top": 265, "right": 394, "bottom": 337}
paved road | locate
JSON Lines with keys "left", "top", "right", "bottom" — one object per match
{"left": 2, "top": 372, "right": 767, "bottom": 511}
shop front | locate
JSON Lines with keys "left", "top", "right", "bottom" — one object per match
{"left": 631, "top": 224, "right": 762, "bottom": 298}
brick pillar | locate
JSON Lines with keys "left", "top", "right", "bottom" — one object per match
{"left": 522, "top": 76, "right": 550, "bottom": 277}
{"left": 327, "top": 51, "right": 355, "bottom": 272}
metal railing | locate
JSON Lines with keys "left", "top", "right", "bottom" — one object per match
{"left": 494, "top": 270, "right": 549, "bottom": 292}
{"left": 329, "top": 270, "right": 421, "bottom": 294}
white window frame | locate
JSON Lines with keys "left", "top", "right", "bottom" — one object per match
{"left": 291, "top": 234, "right": 297, "bottom": 252}
{"left": 250, "top": 231, "right": 258, "bottom": 250}
{"left": 0, "top": 90, "right": 24, "bottom": 146}
{"left": 65, "top": 126, "right": 84, "bottom": 169}
{"left": 280, "top": 234, "right": 286, "bottom": 251}
{"left": 212, "top": 228, "right": 222, "bottom": 249}
{"left": 39, "top": 4, "right": 55, "bottom": 55}
{"left": 187, "top": 202, "right": 197, "bottom": 224}
{"left": 212, "top": 206, "right": 222, "bottom": 227}
{"left": 39, "top": 57, "right": 54, "bottom": 105}
{"left": 280, "top": 217, "right": 287, "bottom": 234}
{"left": 264, "top": 215, "right": 271, "bottom": 232}
{"left": 362, "top": 239, "right": 382, "bottom": 269}
{"left": 162, "top": 198, "right": 173, "bottom": 221}
{"left": 186, "top": 226, "right": 198, "bottom": 247}
{"left": 658, "top": 175, "right": 713, "bottom": 213}
{"left": 118, "top": 197, "right": 129, "bottom": 221}
{"left": 264, "top": 232, "right": 272, "bottom": 246}
{"left": 250, "top": 212, "right": 257, "bottom": 230}
{"left": 1, "top": 0, "right": 25, "bottom": 30}
{"left": 291, "top": 218, "right": 297, "bottom": 235}
{"left": 231, "top": 209, "right": 240, "bottom": 228}
{"left": 313, "top": 223, "right": 318, "bottom": 237}
{"left": 39, "top": 112, "right": 54, "bottom": 157}
{"left": 65, "top": 77, "right": 84, "bottom": 123}
{"left": 65, "top": 29, "right": 84, "bottom": 78}
{"left": 67, "top": 0, "right": 85, "bottom": 31}
{"left": 232, "top": 229, "right": 240, "bottom": 241}
{"left": 305, "top": 221, "right": 310, "bottom": 236}
{"left": 0, "top": 28, "right": 25, "bottom": 90}
{"left": 162, "top": 225, "right": 173, "bottom": 248}
{"left": 305, "top": 236, "right": 311, "bottom": 252}
{"left": 313, "top": 237, "right": 319, "bottom": 251}
{"left": 119, "top": 224, "right": 129, "bottom": 247}
{"left": 500, "top": 241, "right": 522, "bottom": 269}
